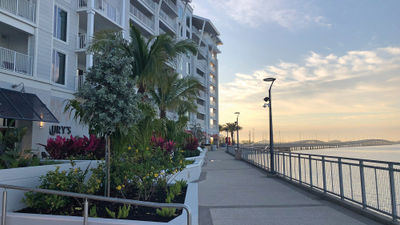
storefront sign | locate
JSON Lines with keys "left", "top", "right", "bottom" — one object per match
{"left": 49, "top": 125, "right": 71, "bottom": 136}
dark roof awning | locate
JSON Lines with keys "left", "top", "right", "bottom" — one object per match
{"left": 0, "top": 87, "right": 59, "bottom": 123}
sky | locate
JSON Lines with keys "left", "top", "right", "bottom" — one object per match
{"left": 191, "top": 0, "right": 400, "bottom": 142}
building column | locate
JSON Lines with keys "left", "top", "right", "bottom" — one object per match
{"left": 86, "top": 0, "right": 95, "bottom": 70}
{"left": 121, "top": 0, "right": 127, "bottom": 39}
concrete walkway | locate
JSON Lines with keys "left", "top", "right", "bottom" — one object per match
{"left": 198, "top": 150, "right": 382, "bottom": 225}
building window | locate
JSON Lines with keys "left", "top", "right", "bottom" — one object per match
{"left": 53, "top": 6, "right": 67, "bottom": 42}
{"left": 197, "top": 113, "right": 205, "bottom": 120}
{"left": 52, "top": 50, "right": 66, "bottom": 85}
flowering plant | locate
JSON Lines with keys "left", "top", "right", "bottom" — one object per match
{"left": 40, "top": 135, "right": 105, "bottom": 160}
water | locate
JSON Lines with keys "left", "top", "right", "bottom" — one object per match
{"left": 292, "top": 144, "right": 400, "bottom": 162}
{"left": 236, "top": 145, "right": 400, "bottom": 220}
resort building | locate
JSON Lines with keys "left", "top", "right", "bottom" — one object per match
{"left": 0, "top": 0, "right": 222, "bottom": 152}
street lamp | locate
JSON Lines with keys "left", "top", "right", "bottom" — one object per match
{"left": 263, "top": 77, "right": 276, "bottom": 174}
{"left": 234, "top": 112, "right": 240, "bottom": 159}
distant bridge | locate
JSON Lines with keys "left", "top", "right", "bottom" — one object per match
{"left": 244, "top": 139, "right": 398, "bottom": 152}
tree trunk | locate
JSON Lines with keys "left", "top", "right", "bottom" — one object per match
{"left": 160, "top": 108, "right": 166, "bottom": 119}
{"left": 104, "top": 135, "right": 111, "bottom": 197}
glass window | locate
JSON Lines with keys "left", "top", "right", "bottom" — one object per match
{"left": 52, "top": 50, "right": 66, "bottom": 85}
{"left": 53, "top": 6, "right": 67, "bottom": 41}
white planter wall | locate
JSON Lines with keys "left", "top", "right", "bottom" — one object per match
{"left": 0, "top": 160, "right": 99, "bottom": 212}
{"left": 5, "top": 183, "right": 198, "bottom": 225}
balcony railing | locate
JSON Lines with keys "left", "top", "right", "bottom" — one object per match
{"left": 130, "top": 4, "right": 155, "bottom": 30}
{"left": 198, "top": 46, "right": 207, "bottom": 57}
{"left": 192, "top": 28, "right": 202, "bottom": 37}
{"left": 159, "top": 9, "right": 176, "bottom": 32}
{"left": 139, "top": 0, "right": 156, "bottom": 11}
{"left": 77, "top": 0, "right": 87, "bottom": 7}
{"left": 0, "top": 0, "right": 36, "bottom": 22}
{"left": 0, "top": 47, "right": 33, "bottom": 76}
{"left": 163, "top": 0, "right": 177, "bottom": 13}
{"left": 197, "top": 60, "right": 207, "bottom": 72}
{"left": 77, "top": 33, "right": 87, "bottom": 49}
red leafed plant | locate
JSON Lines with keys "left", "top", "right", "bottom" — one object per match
{"left": 151, "top": 135, "right": 176, "bottom": 153}
{"left": 40, "top": 135, "right": 105, "bottom": 160}
{"left": 184, "top": 136, "right": 199, "bottom": 151}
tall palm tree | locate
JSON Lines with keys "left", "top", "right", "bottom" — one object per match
{"left": 225, "top": 122, "right": 242, "bottom": 143}
{"left": 149, "top": 72, "right": 202, "bottom": 119}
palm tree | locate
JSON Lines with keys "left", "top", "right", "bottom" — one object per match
{"left": 149, "top": 72, "right": 202, "bottom": 119}
{"left": 91, "top": 26, "right": 198, "bottom": 94}
{"left": 225, "top": 122, "right": 242, "bottom": 144}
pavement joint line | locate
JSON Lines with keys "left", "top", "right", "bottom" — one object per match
{"left": 199, "top": 203, "right": 325, "bottom": 209}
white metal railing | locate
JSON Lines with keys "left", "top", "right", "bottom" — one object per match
{"left": 0, "top": 183, "right": 192, "bottom": 225}
{"left": 77, "top": 33, "right": 87, "bottom": 49}
{"left": 139, "top": 0, "right": 156, "bottom": 10}
{"left": 210, "top": 77, "right": 216, "bottom": 85}
{"left": 209, "top": 101, "right": 216, "bottom": 107}
{"left": 77, "top": 74, "right": 85, "bottom": 90}
{"left": 198, "top": 46, "right": 207, "bottom": 57}
{"left": 0, "top": 0, "right": 36, "bottom": 22}
{"left": 0, "top": 47, "right": 32, "bottom": 76}
{"left": 237, "top": 148, "right": 400, "bottom": 223}
{"left": 94, "top": 0, "right": 121, "bottom": 25}
{"left": 130, "top": 4, "right": 155, "bottom": 30}
{"left": 159, "top": 9, "right": 176, "bottom": 32}
{"left": 77, "top": 0, "right": 87, "bottom": 8}
{"left": 197, "top": 60, "right": 207, "bottom": 72}
{"left": 163, "top": 0, "right": 177, "bottom": 13}
{"left": 192, "top": 28, "right": 202, "bottom": 37}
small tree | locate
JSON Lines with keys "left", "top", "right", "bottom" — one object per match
{"left": 65, "top": 31, "right": 142, "bottom": 196}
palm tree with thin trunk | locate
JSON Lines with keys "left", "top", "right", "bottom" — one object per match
{"left": 149, "top": 71, "right": 202, "bottom": 119}
{"left": 225, "top": 122, "right": 242, "bottom": 144}
{"left": 91, "top": 26, "right": 197, "bottom": 95}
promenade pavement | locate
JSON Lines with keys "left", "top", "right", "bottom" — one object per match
{"left": 198, "top": 150, "right": 382, "bottom": 225}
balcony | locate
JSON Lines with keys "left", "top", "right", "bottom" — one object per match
{"left": 197, "top": 60, "right": 207, "bottom": 72}
{"left": 130, "top": 4, "right": 155, "bottom": 31}
{"left": 0, "top": 47, "right": 33, "bottom": 76}
{"left": 198, "top": 46, "right": 207, "bottom": 58}
{"left": 0, "top": 0, "right": 36, "bottom": 22}
{"left": 210, "top": 77, "right": 217, "bottom": 85}
{"left": 159, "top": 9, "right": 176, "bottom": 32}
{"left": 138, "top": 0, "right": 156, "bottom": 11}
{"left": 163, "top": 0, "right": 177, "bottom": 14}
{"left": 192, "top": 28, "right": 202, "bottom": 37}
{"left": 78, "top": 0, "right": 121, "bottom": 26}
{"left": 77, "top": 33, "right": 87, "bottom": 49}
{"left": 209, "top": 100, "right": 216, "bottom": 108}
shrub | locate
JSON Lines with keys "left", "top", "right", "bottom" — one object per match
{"left": 41, "top": 135, "right": 105, "bottom": 160}
{"left": 24, "top": 163, "right": 101, "bottom": 214}
{"left": 184, "top": 136, "right": 199, "bottom": 151}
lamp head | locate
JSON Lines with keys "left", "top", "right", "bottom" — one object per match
{"left": 264, "top": 97, "right": 270, "bottom": 102}
{"left": 263, "top": 77, "right": 276, "bottom": 82}
{"left": 234, "top": 112, "right": 240, "bottom": 115}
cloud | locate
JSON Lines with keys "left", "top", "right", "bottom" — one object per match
{"left": 219, "top": 47, "right": 400, "bottom": 141}
{"left": 207, "top": 0, "right": 331, "bottom": 29}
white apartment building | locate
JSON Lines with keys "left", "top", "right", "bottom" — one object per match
{"left": 0, "top": 0, "right": 221, "bottom": 151}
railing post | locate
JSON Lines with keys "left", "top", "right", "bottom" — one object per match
{"left": 298, "top": 155, "right": 302, "bottom": 183}
{"left": 289, "top": 152, "right": 292, "bottom": 180}
{"left": 83, "top": 198, "right": 88, "bottom": 225}
{"left": 1, "top": 190, "right": 7, "bottom": 225}
{"left": 338, "top": 158, "right": 344, "bottom": 200}
{"left": 309, "top": 155, "right": 313, "bottom": 188}
{"left": 389, "top": 163, "right": 398, "bottom": 222}
{"left": 359, "top": 160, "right": 367, "bottom": 209}
{"left": 322, "top": 156, "right": 327, "bottom": 193}
{"left": 283, "top": 153, "right": 286, "bottom": 177}
{"left": 13, "top": 51, "right": 17, "bottom": 72}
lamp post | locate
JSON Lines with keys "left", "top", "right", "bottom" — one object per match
{"left": 263, "top": 77, "right": 276, "bottom": 174}
{"left": 234, "top": 112, "right": 240, "bottom": 159}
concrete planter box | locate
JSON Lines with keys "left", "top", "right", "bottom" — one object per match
{"left": 0, "top": 160, "right": 99, "bottom": 212}
{"left": 168, "top": 147, "right": 207, "bottom": 184}
{"left": 5, "top": 183, "right": 198, "bottom": 225}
